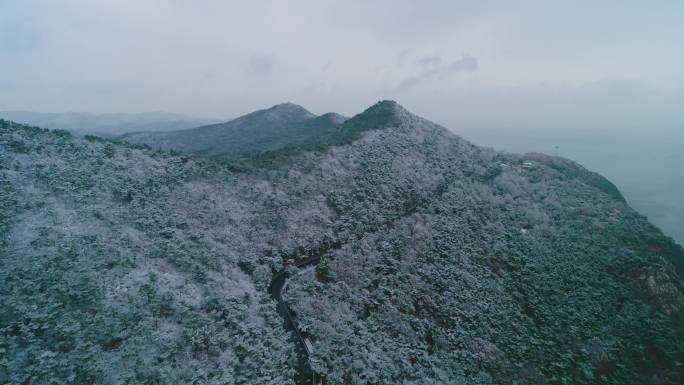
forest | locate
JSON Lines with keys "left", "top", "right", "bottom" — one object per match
{"left": 1, "top": 101, "right": 683, "bottom": 384}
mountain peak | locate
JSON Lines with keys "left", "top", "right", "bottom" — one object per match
{"left": 263, "top": 102, "right": 316, "bottom": 120}
{"left": 364, "top": 99, "right": 404, "bottom": 114}
{"left": 316, "top": 112, "right": 348, "bottom": 125}
{"left": 341, "top": 100, "right": 409, "bottom": 133}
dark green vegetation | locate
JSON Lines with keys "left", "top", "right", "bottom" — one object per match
{"left": 222, "top": 101, "right": 407, "bottom": 171}
{"left": 0, "top": 119, "right": 294, "bottom": 384}
{"left": 1, "top": 101, "right": 683, "bottom": 385}
{"left": 118, "top": 103, "right": 347, "bottom": 162}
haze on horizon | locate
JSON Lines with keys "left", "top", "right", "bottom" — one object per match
{"left": 1, "top": 0, "right": 683, "bottom": 134}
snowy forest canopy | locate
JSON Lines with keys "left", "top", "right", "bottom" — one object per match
{"left": 1, "top": 102, "right": 683, "bottom": 384}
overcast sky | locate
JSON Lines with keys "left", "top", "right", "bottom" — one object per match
{"left": 1, "top": 0, "right": 683, "bottom": 133}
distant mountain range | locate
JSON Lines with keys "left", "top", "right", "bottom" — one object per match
{"left": 118, "top": 103, "right": 348, "bottom": 160}
{"left": 0, "top": 110, "right": 217, "bottom": 137}
{"left": 1, "top": 101, "right": 683, "bottom": 385}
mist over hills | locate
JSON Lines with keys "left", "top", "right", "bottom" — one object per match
{"left": 1, "top": 101, "right": 683, "bottom": 384}
{"left": 0, "top": 110, "right": 217, "bottom": 138}
{"left": 118, "top": 103, "right": 348, "bottom": 161}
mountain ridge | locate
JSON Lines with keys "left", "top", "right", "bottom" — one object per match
{"left": 1, "top": 101, "right": 683, "bottom": 384}
{"left": 118, "top": 102, "right": 348, "bottom": 160}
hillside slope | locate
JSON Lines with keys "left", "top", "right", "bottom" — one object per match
{"left": 118, "top": 103, "right": 347, "bottom": 160}
{"left": 1, "top": 101, "right": 682, "bottom": 385}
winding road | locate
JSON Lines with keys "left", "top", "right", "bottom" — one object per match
{"left": 268, "top": 255, "right": 323, "bottom": 385}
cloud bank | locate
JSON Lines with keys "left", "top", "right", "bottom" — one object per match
{"left": 0, "top": 0, "right": 682, "bottom": 134}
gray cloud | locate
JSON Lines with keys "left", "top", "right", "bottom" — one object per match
{"left": 396, "top": 49, "right": 413, "bottom": 67}
{"left": 416, "top": 55, "right": 442, "bottom": 69}
{"left": 248, "top": 54, "right": 276, "bottom": 76}
{"left": 0, "top": 19, "right": 41, "bottom": 53}
{"left": 0, "top": 82, "right": 19, "bottom": 92}
{"left": 414, "top": 78, "right": 684, "bottom": 136}
{"left": 397, "top": 54, "right": 478, "bottom": 91}
{"left": 0, "top": 0, "right": 681, "bottom": 126}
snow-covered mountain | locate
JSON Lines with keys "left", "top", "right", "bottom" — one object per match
{"left": 118, "top": 103, "right": 348, "bottom": 161}
{"left": 0, "top": 110, "right": 217, "bottom": 138}
{"left": 1, "top": 101, "right": 682, "bottom": 385}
